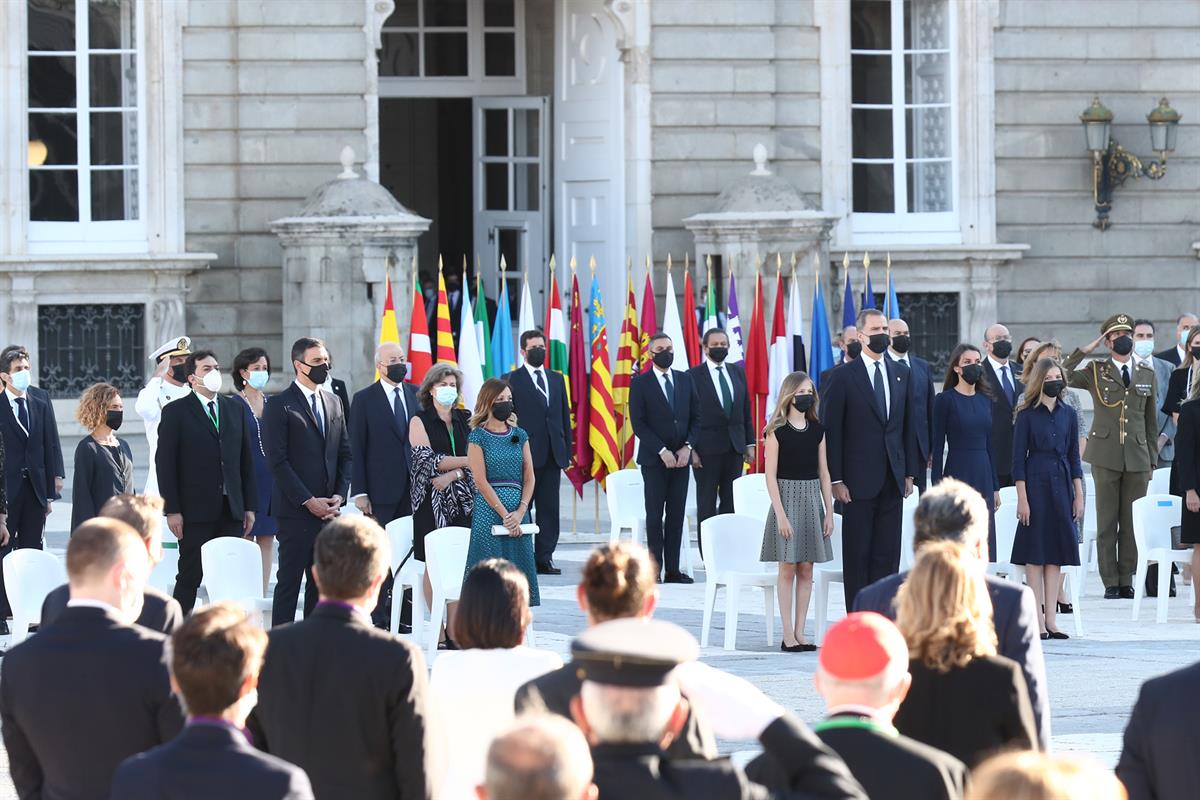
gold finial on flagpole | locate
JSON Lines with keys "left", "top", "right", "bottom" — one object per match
{"left": 500, "top": 254, "right": 507, "bottom": 273}
{"left": 684, "top": 252, "right": 689, "bottom": 274}
{"left": 863, "top": 251, "right": 871, "bottom": 272}
{"left": 644, "top": 253, "right": 652, "bottom": 285}
{"left": 667, "top": 253, "right": 673, "bottom": 275}
{"left": 569, "top": 255, "right": 577, "bottom": 273}
{"left": 438, "top": 253, "right": 443, "bottom": 273}
{"left": 842, "top": 251, "right": 850, "bottom": 273}
{"left": 776, "top": 252, "right": 782, "bottom": 277}
{"left": 790, "top": 251, "right": 797, "bottom": 280}
{"left": 814, "top": 250, "right": 821, "bottom": 287}
{"left": 589, "top": 255, "right": 597, "bottom": 273}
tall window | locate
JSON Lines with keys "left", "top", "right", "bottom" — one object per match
{"left": 850, "top": 0, "right": 955, "bottom": 234}
{"left": 27, "top": 0, "right": 143, "bottom": 246}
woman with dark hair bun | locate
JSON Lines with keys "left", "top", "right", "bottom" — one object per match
{"left": 232, "top": 347, "right": 276, "bottom": 592}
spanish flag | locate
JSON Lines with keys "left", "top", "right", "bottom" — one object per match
{"left": 434, "top": 259, "right": 457, "bottom": 366}
{"left": 375, "top": 272, "right": 401, "bottom": 381}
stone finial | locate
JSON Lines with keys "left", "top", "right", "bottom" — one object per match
{"left": 750, "top": 143, "right": 771, "bottom": 176}
{"left": 338, "top": 146, "right": 358, "bottom": 180}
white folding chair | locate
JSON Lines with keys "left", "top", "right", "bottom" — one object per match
{"left": 898, "top": 490, "right": 921, "bottom": 571}
{"left": 1149, "top": 467, "right": 1172, "bottom": 496}
{"left": 1061, "top": 561, "right": 1086, "bottom": 638}
{"left": 3, "top": 550, "right": 66, "bottom": 645}
{"left": 732, "top": 474, "right": 770, "bottom": 522}
{"left": 987, "top": 486, "right": 1025, "bottom": 584}
{"left": 699, "top": 514, "right": 775, "bottom": 650}
{"left": 1082, "top": 474, "right": 1099, "bottom": 576}
{"left": 813, "top": 514, "right": 845, "bottom": 645}
{"left": 1131, "top": 494, "right": 1195, "bottom": 623}
{"left": 44, "top": 501, "right": 73, "bottom": 535}
{"left": 150, "top": 540, "right": 180, "bottom": 596}
{"left": 606, "top": 469, "right": 646, "bottom": 546}
{"left": 386, "top": 516, "right": 425, "bottom": 641}
{"left": 200, "top": 537, "right": 271, "bottom": 625}
{"left": 424, "top": 526, "right": 471, "bottom": 661}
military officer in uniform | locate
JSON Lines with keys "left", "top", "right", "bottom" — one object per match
{"left": 135, "top": 336, "right": 193, "bottom": 496}
{"left": 570, "top": 618, "right": 866, "bottom": 800}
{"left": 1063, "top": 314, "right": 1158, "bottom": 599}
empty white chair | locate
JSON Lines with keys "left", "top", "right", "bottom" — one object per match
{"left": 3, "top": 550, "right": 66, "bottom": 645}
{"left": 699, "top": 514, "right": 775, "bottom": 650}
{"left": 386, "top": 516, "right": 425, "bottom": 641}
{"left": 149, "top": 540, "right": 179, "bottom": 596}
{"left": 1060, "top": 562, "right": 1086, "bottom": 638}
{"left": 424, "top": 526, "right": 471, "bottom": 660}
{"left": 339, "top": 503, "right": 363, "bottom": 516}
{"left": 200, "top": 537, "right": 270, "bottom": 624}
{"left": 987, "top": 486, "right": 1024, "bottom": 584}
{"left": 1131, "top": 494, "right": 1195, "bottom": 623}
{"left": 732, "top": 474, "right": 770, "bottom": 522}
{"left": 898, "top": 490, "right": 921, "bottom": 571}
{"left": 812, "top": 514, "right": 845, "bottom": 645}
{"left": 1149, "top": 467, "right": 1172, "bottom": 496}
{"left": 44, "top": 501, "right": 73, "bottom": 535}
{"left": 1082, "top": 474, "right": 1099, "bottom": 576}
{"left": 606, "top": 469, "right": 645, "bottom": 546}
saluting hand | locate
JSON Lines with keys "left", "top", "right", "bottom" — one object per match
{"left": 1080, "top": 335, "right": 1105, "bottom": 355}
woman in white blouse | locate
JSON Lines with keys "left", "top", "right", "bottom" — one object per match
{"left": 429, "top": 558, "right": 561, "bottom": 798}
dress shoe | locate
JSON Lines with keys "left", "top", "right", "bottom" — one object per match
{"left": 782, "top": 641, "right": 816, "bottom": 653}
{"left": 663, "top": 572, "right": 694, "bottom": 585}
{"left": 1103, "top": 587, "right": 1121, "bottom": 600}
{"left": 536, "top": 562, "right": 562, "bottom": 576}
{"left": 1047, "top": 630, "right": 1069, "bottom": 640}
{"left": 1056, "top": 602, "right": 1073, "bottom": 614}
{"left": 1119, "top": 586, "right": 1136, "bottom": 599}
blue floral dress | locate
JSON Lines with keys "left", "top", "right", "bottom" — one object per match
{"left": 465, "top": 425, "right": 539, "bottom": 606}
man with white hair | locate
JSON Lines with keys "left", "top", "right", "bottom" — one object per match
{"left": 479, "top": 715, "right": 596, "bottom": 800}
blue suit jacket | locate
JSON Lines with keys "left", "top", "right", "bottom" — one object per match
{"left": 262, "top": 382, "right": 352, "bottom": 522}
{"left": 349, "top": 381, "right": 418, "bottom": 506}
{"left": 853, "top": 570, "right": 1050, "bottom": 749}
{"left": 890, "top": 353, "right": 935, "bottom": 462}
{"left": 629, "top": 368, "right": 699, "bottom": 466}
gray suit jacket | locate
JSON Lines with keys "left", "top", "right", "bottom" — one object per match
{"left": 1152, "top": 356, "right": 1176, "bottom": 464}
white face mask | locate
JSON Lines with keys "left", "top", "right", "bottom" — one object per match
{"left": 202, "top": 370, "right": 223, "bottom": 393}
{"left": 433, "top": 385, "right": 458, "bottom": 406}
{"left": 9, "top": 369, "right": 31, "bottom": 392}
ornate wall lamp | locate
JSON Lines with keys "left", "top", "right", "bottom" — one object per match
{"left": 1079, "top": 97, "right": 1180, "bottom": 230}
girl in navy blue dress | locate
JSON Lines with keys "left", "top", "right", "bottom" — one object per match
{"left": 933, "top": 344, "right": 1000, "bottom": 559}
{"left": 1012, "top": 357, "right": 1084, "bottom": 640}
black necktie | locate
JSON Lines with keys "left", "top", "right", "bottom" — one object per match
{"left": 206, "top": 400, "right": 218, "bottom": 431}
{"left": 1001, "top": 365, "right": 1015, "bottom": 405}
{"left": 311, "top": 393, "right": 325, "bottom": 437}
{"left": 1122, "top": 364, "right": 1130, "bottom": 388}
{"left": 535, "top": 370, "right": 548, "bottom": 404}
{"left": 15, "top": 397, "right": 28, "bottom": 435}
{"left": 716, "top": 365, "right": 733, "bottom": 415}
{"left": 393, "top": 387, "right": 407, "bottom": 429}
{"left": 663, "top": 372, "right": 675, "bottom": 406}
{"left": 873, "top": 361, "right": 887, "bottom": 418}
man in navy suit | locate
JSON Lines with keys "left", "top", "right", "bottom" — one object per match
{"left": 351, "top": 341, "right": 419, "bottom": 627}
{"left": 0, "top": 347, "right": 62, "bottom": 633}
{"left": 506, "top": 330, "right": 572, "bottom": 574}
{"left": 887, "top": 318, "right": 935, "bottom": 493}
{"left": 263, "top": 337, "right": 353, "bottom": 626}
{"left": 822, "top": 309, "right": 919, "bottom": 606}
{"left": 981, "top": 323, "right": 1022, "bottom": 487}
{"left": 853, "top": 478, "right": 1049, "bottom": 749}
{"left": 1118, "top": 659, "right": 1200, "bottom": 800}
{"left": 629, "top": 333, "right": 699, "bottom": 584}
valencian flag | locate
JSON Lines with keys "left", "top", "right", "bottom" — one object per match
{"left": 565, "top": 267, "right": 592, "bottom": 495}
{"left": 434, "top": 261, "right": 457, "bottom": 366}
{"left": 681, "top": 257, "right": 702, "bottom": 367}
{"left": 407, "top": 259, "right": 432, "bottom": 384}
{"left": 457, "top": 272, "right": 484, "bottom": 408}
{"left": 809, "top": 259, "right": 835, "bottom": 391}
{"left": 587, "top": 264, "right": 621, "bottom": 483}
{"left": 638, "top": 260, "right": 657, "bottom": 372}
{"left": 375, "top": 270, "right": 401, "bottom": 381}
{"left": 491, "top": 257, "right": 516, "bottom": 375}
{"left": 727, "top": 271, "right": 745, "bottom": 364}
{"left": 613, "top": 266, "right": 641, "bottom": 467}
{"left": 743, "top": 269, "right": 770, "bottom": 472}
{"left": 766, "top": 261, "right": 790, "bottom": 430}
{"left": 474, "top": 271, "right": 494, "bottom": 379}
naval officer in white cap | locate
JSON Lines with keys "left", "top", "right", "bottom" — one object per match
{"left": 135, "top": 336, "right": 192, "bottom": 495}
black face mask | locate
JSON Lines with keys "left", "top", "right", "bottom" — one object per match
{"left": 960, "top": 363, "right": 984, "bottom": 385}
{"left": 169, "top": 363, "right": 187, "bottom": 383}
{"left": 105, "top": 410, "right": 124, "bottom": 431}
{"left": 525, "top": 347, "right": 546, "bottom": 368}
{"left": 866, "top": 333, "right": 890, "bottom": 355}
{"left": 652, "top": 350, "right": 675, "bottom": 369}
{"left": 304, "top": 362, "right": 330, "bottom": 385}
{"left": 708, "top": 346, "right": 729, "bottom": 364}
{"left": 1111, "top": 335, "right": 1134, "bottom": 356}
{"left": 1042, "top": 380, "right": 1065, "bottom": 398}
{"left": 385, "top": 363, "right": 407, "bottom": 384}
{"left": 1191, "top": 346, "right": 1200, "bottom": 360}
{"left": 991, "top": 340, "right": 1013, "bottom": 360}
{"left": 492, "top": 401, "right": 514, "bottom": 421}
{"left": 793, "top": 395, "right": 815, "bottom": 413}
{"left": 890, "top": 335, "right": 911, "bottom": 354}
{"left": 845, "top": 340, "right": 863, "bottom": 361}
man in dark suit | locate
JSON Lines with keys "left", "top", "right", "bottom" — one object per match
{"left": 1154, "top": 312, "right": 1198, "bottom": 366}
{"left": 822, "top": 309, "right": 918, "bottom": 606}
{"left": 351, "top": 341, "right": 419, "bottom": 627}
{"left": 981, "top": 323, "right": 1022, "bottom": 487}
{"left": 887, "top": 318, "right": 935, "bottom": 493}
{"left": 329, "top": 376, "right": 352, "bottom": 426}
{"left": 1117, "top": 659, "right": 1200, "bottom": 800}
{"left": 156, "top": 350, "right": 258, "bottom": 614}
{"left": 114, "top": 603, "right": 314, "bottom": 800}
{"left": 42, "top": 494, "right": 184, "bottom": 634}
{"left": 819, "top": 325, "right": 859, "bottom": 390}
{"left": 248, "top": 516, "right": 431, "bottom": 800}
{"left": 629, "top": 333, "right": 700, "bottom": 584}
{"left": 688, "top": 329, "right": 753, "bottom": 549}
{"left": 853, "top": 477, "right": 1050, "bottom": 748}
{"left": 0, "top": 346, "right": 62, "bottom": 634}
{"left": 0, "top": 518, "right": 184, "bottom": 799}
{"left": 263, "top": 337, "right": 353, "bottom": 626}
{"left": 1, "top": 345, "right": 65, "bottom": 498}
{"left": 507, "top": 330, "right": 572, "bottom": 574}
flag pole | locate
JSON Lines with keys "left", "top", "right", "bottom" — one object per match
{"left": 863, "top": 251, "right": 871, "bottom": 308}
{"left": 885, "top": 251, "right": 892, "bottom": 319}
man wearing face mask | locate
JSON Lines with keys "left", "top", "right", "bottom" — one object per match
{"left": 821, "top": 326, "right": 861, "bottom": 390}
{"left": 1154, "top": 312, "right": 1198, "bottom": 367}
{"left": 155, "top": 351, "right": 258, "bottom": 614}
{"left": 688, "top": 329, "right": 754, "bottom": 550}
{"left": 136, "top": 336, "right": 194, "bottom": 496}
{"left": 1132, "top": 320, "right": 1176, "bottom": 468}
{"left": 506, "top": 330, "right": 572, "bottom": 574}
{"left": 1065, "top": 314, "right": 1159, "bottom": 599}
{"left": 0, "top": 519, "right": 184, "bottom": 800}
{"left": 887, "top": 319, "right": 935, "bottom": 493}
{"left": 0, "top": 344, "right": 64, "bottom": 498}
{"left": 263, "top": 337, "right": 353, "bottom": 625}
{"left": 981, "top": 324, "right": 1022, "bottom": 488}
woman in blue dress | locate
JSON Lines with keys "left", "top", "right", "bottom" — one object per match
{"left": 932, "top": 343, "right": 1000, "bottom": 559}
{"left": 1012, "top": 357, "right": 1084, "bottom": 640}
{"left": 465, "top": 378, "right": 539, "bottom": 607}
{"left": 233, "top": 347, "right": 277, "bottom": 594}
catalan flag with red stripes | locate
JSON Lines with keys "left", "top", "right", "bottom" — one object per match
{"left": 434, "top": 265, "right": 457, "bottom": 366}
{"left": 407, "top": 269, "right": 432, "bottom": 385}
{"left": 587, "top": 270, "right": 620, "bottom": 483}
{"left": 638, "top": 266, "right": 657, "bottom": 373}
{"left": 613, "top": 271, "right": 640, "bottom": 467}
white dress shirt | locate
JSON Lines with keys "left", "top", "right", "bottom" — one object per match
{"left": 523, "top": 362, "right": 550, "bottom": 403}
{"left": 861, "top": 354, "right": 891, "bottom": 418}
{"left": 704, "top": 358, "right": 734, "bottom": 401}
{"left": 1111, "top": 357, "right": 1134, "bottom": 384}
{"left": 5, "top": 386, "right": 29, "bottom": 436}
{"left": 987, "top": 355, "right": 1016, "bottom": 390}
{"left": 380, "top": 377, "right": 407, "bottom": 418}
{"left": 294, "top": 380, "right": 324, "bottom": 430}
{"left": 887, "top": 351, "right": 910, "bottom": 369}
{"left": 66, "top": 598, "right": 123, "bottom": 615}
{"left": 193, "top": 390, "right": 219, "bottom": 426}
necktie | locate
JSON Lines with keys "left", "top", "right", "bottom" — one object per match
{"left": 663, "top": 372, "right": 675, "bottom": 406}
{"left": 1001, "top": 365, "right": 1015, "bottom": 405}
{"left": 716, "top": 365, "right": 733, "bottom": 415}
{"left": 535, "top": 370, "right": 548, "bottom": 404}
{"left": 311, "top": 393, "right": 325, "bottom": 437}
{"left": 206, "top": 400, "right": 219, "bottom": 431}
{"left": 873, "top": 361, "right": 887, "bottom": 418}
{"left": 14, "top": 397, "right": 28, "bottom": 435}
{"left": 393, "top": 387, "right": 407, "bottom": 428}
{"left": 1122, "top": 364, "right": 1130, "bottom": 388}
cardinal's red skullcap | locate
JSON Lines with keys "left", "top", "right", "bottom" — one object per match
{"left": 818, "top": 612, "right": 908, "bottom": 681}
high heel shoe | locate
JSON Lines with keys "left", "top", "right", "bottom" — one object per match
{"left": 1056, "top": 601, "right": 1073, "bottom": 614}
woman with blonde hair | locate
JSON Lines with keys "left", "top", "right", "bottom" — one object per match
{"left": 968, "top": 751, "right": 1127, "bottom": 800}
{"left": 758, "top": 371, "right": 833, "bottom": 652}
{"left": 71, "top": 383, "right": 135, "bottom": 531}
{"left": 894, "top": 541, "right": 1037, "bottom": 766}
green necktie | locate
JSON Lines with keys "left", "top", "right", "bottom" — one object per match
{"left": 717, "top": 365, "right": 733, "bottom": 415}
{"left": 206, "top": 400, "right": 219, "bottom": 431}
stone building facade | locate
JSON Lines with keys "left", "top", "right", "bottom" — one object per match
{"left": 0, "top": 0, "right": 1196, "bottom": 409}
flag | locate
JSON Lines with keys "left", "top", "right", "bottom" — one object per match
{"left": 613, "top": 271, "right": 640, "bottom": 467}
{"left": 662, "top": 259, "right": 689, "bottom": 367}
{"left": 638, "top": 268, "right": 657, "bottom": 372}
{"left": 457, "top": 274, "right": 484, "bottom": 407}
{"left": 841, "top": 272, "right": 856, "bottom": 331}
{"left": 434, "top": 266, "right": 457, "bottom": 366}
{"left": 766, "top": 270, "right": 790, "bottom": 431}
{"left": 491, "top": 267, "right": 516, "bottom": 375}
{"left": 474, "top": 272, "right": 493, "bottom": 379}
{"left": 682, "top": 265, "right": 702, "bottom": 367}
{"left": 375, "top": 272, "right": 400, "bottom": 381}
{"left": 702, "top": 263, "right": 720, "bottom": 334}
{"left": 545, "top": 264, "right": 569, "bottom": 375}
{"left": 788, "top": 266, "right": 807, "bottom": 374}
{"left": 565, "top": 272, "right": 592, "bottom": 495}
{"left": 407, "top": 274, "right": 432, "bottom": 385}
{"left": 862, "top": 269, "right": 876, "bottom": 310}
{"left": 587, "top": 272, "right": 621, "bottom": 483}
{"left": 810, "top": 277, "right": 835, "bottom": 391}
{"left": 886, "top": 272, "right": 901, "bottom": 320}
{"left": 727, "top": 272, "right": 745, "bottom": 364}
{"left": 743, "top": 272, "right": 769, "bottom": 472}
{"left": 517, "top": 272, "right": 537, "bottom": 341}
